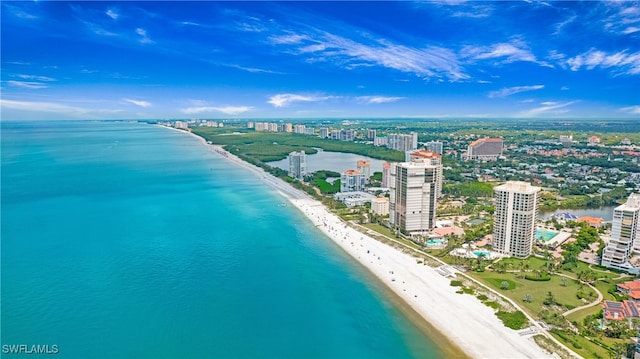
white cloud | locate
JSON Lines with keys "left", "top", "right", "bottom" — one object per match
{"left": 226, "top": 64, "right": 283, "bottom": 74}
{"left": 106, "top": 9, "right": 119, "bottom": 20}
{"left": 212, "top": 106, "right": 253, "bottom": 115}
{"left": 620, "top": 105, "right": 640, "bottom": 115}
{"left": 14, "top": 74, "right": 56, "bottom": 82}
{"left": 519, "top": 101, "right": 578, "bottom": 117}
{"left": 488, "top": 85, "right": 544, "bottom": 98}
{"left": 461, "top": 40, "right": 537, "bottom": 64}
{"left": 123, "top": 98, "right": 152, "bottom": 108}
{"left": 269, "top": 29, "right": 467, "bottom": 81}
{"left": 182, "top": 106, "right": 252, "bottom": 115}
{"left": 566, "top": 49, "right": 640, "bottom": 75}
{"left": 268, "top": 93, "right": 328, "bottom": 107}
{"left": 7, "top": 80, "right": 49, "bottom": 89}
{"left": 451, "top": 4, "right": 493, "bottom": 18}
{"left": 136, "top": 28, "right": 153, "bottom": 44}
{"left": 269, "top": 34, "right": 309, "bottom": 44}
{"left": 356, "top": 96, "right": 404, "bottom": 104}
{"left": 553, "top": 15, "right": 577, "bottom": 36}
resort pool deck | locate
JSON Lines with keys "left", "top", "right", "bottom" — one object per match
{"left": 535, "top": 229, "right": 558, "bottom": 242}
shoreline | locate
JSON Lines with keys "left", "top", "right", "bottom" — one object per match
{"left": 178, "top": 127, "right": 553, "bottom": 358}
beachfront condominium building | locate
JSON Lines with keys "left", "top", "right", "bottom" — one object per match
{"left": 424, "top": 141, "right": 443, "bottom": 155}
{"left": 371, "top": 197, "right": 390, "bottom": 216}
{"left": 493, "top": 181, "right": 541, "bottom": 258}
{"left": 288, "top": 151, "right": 307, "bottom": 180}
{"left": 405, "top": 149, "right": 443, "bottom": 198}
{"left": 319, "top": 127, "right": 329, "bottom": 138}
{"left": 357, "top": 160, "right": 371, "bottom": 182}
{"left": 387, "top": 132, "right": 418, "bottom": 152}
{"left": 466, "top": 138, "right": 503, "bottom": 161}
{"left": 389, "top": 151, "right": 442, "bottom": 235}
{"left": 340, "top": 170, "right": 366, "bottom": 192}
{"left": 601, "top": 193, "right": 640, "bottom": 274}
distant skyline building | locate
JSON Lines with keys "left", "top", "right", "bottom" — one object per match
{"left": 588, "top": 135, "right": 601, "bottom": 146}
{"left": 174, "top": 121, "right": 189, "bottom": 130}
{"left": 389, "top": 151, "right": 442, "bottom": 235}
{"left": 319, "top": 127, "right": 329, "bottom": 138}
{"left": 374, "top": 136, "right": 388, "bottom": 147}
{"left": 601, "top": 193, "right": 640, "bottom": 274}
{"left": 340, "top": 170, "right": 366, "bottom": 192}
{"left": 466, "top": 137, "right": 503, "bottom": 161}
{"left": 328, "top": 129, "right": 354, "bottom": 141}
{"left": 492, "top": 181, "right": 541, "bottom": 258}
{"left": 367, "top": 129, "right": 376, "bottom": 140}
{"left": 288, "top": 151, "right": 307, "bottom": 180}
{"left": 424, "top": 141, "right": 443, "bottom": 155}
{"left": 387, "top": 132, "right": 418, "bottom": 152}
{"left": 559, "top": 134, "right": 573, "bottom": 146}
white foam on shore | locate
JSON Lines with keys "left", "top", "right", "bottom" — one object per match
{"left": 179, "top": 128, "right": 554, "bottom": 358}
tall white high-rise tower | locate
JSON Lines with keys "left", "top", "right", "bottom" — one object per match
{"left": 493, "top": 181, "right": 540, "bottom": 258}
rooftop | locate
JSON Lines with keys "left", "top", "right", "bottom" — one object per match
{"left": 495, "top": 181, "right": 541, "bottom": 194}
{"left": 469, "top": 137, "right": 503, "bottom": 147}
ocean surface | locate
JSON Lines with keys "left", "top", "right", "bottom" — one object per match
{"left": 1, "top": 121, "right": 442, "bottom": 358}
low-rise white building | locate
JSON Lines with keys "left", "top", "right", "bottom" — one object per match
{"left": 371, "top": 197, "right": 390, "bottom": 216}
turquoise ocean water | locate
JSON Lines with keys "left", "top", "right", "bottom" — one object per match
{"left": 1, "top": 121, "right": 442, "bottom": 358}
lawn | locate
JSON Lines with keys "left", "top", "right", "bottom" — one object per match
{"left": 559, "top": 261, "right": 621, "bottom": 280}
{"left": 499, "top": 256, "right": 549, "bottom": 271}
{"left": 565, "top": 304, "right": 602, "bottom": 324}
{"left": 550, "top": 330, "right": 616, "bottom": 359}
{"left": 362, "top": 223, "right": 395, "bottom": 238}
{"left": 471, "top": 271, "right": 597, "bottom": 317}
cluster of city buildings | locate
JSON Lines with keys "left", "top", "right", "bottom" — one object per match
{"left": 278, "top": 124, "right": 640, "bottom": 267}
{"left": 287, "top": 143, "right": 548, "bottom": 258}
{"left": 249, "top": 122, "right": 314, "bottom": 135}
{"left": 168, "top": 119, "right": 225, "bottom": 130}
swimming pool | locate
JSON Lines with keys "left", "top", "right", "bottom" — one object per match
{"left": 473, "top": 250, "right": 490, "bottom": 257}
{"left": 426, "top": 239, "right": 444, "bottom": 246}
{"left": 535, "top": 229, "right": 558, "bottom": 242}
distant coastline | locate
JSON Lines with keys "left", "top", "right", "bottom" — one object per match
{"left": 180, "top": 126, "right": 555, "bottom": 359}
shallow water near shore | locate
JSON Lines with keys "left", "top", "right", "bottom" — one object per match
{"left": 2, "top": 121, "right": 447, "bottom": 358}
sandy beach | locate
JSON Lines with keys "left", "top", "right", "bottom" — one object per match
{"left": 183, "top": 129, "right": 554, "bottom": 358}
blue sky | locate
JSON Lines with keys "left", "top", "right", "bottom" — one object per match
{"left": 1, "top": 1, "right": 639, "bottom": 120}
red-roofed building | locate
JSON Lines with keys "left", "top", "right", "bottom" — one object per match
{"left": 617, "top": 280, "right": 640, "bottom": 301}
{"left": 578, "top": 216, "right": 605, "bottom": 228}
{"left": 602, "top": 300, "right": 640, "bottom": 326}
{"left": 466, "top": 138, "right": 503, "bottom": 161}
